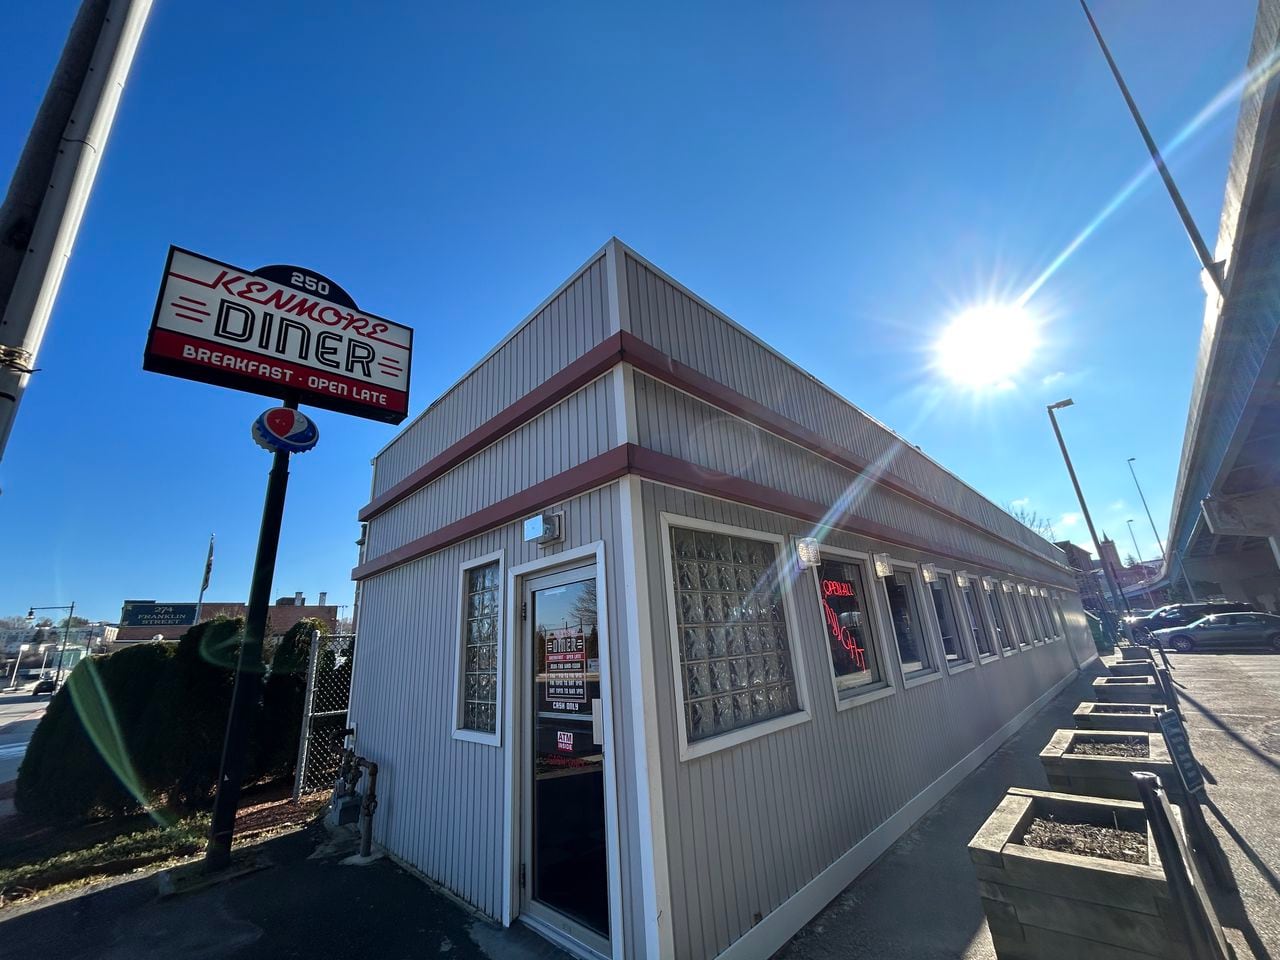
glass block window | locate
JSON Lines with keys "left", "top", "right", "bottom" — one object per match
{"left": 460, "top": 560, "right": 500, "bottom": 733}
{"left": 884, "top": 568, "right": 934, "bottom": 675}
{"left": 816, "top": 557, "right": 884, "bottom": 694}
{"left": 669, "top": 525, "right": 800, "bottom": 743}
{"left": 928, "top": 573, "right": 970, "bottom": 665}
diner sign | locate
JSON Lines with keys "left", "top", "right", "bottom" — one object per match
{"left": 144, "top": 247, "right": 412, "bottom": 423}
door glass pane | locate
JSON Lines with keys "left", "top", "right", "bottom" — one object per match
{"left": 531, "top": 575, "right": 609, "bottom": 938}
{"left": 928, "top": 574, "right": 967, "bottom": 663}
{"left": 884, "top": 569, "right": 933, "bottom": 674}
{"left": 816, "top": 557, "right": 883, "bottom": 693}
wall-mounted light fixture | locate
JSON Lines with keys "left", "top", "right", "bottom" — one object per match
{"left": 796, "top": 537, "right": 821, "bottom": 570}
{"left": 1002, "top": 581, "right": 1014, "bottom": 593}
{"left": 920, "top": 562, "right": 938, "bottom": 584}
{"left": 872, "top": 553, "right": 893, "bottom": 579}
{"left": 1017, "top": 583, "right": 1028, "bottom": 595}
{"left": 955, "top": 570, "right": 970, "bottom": 588}
{"left": 523, "top": 511, "right": 563, "bottom": 547}
{"left": 981, "top": 577, "right": 995, "bottom": 592}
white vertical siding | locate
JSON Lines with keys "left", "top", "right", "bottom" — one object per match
{"left": 365, "top": 376, "right": 617, "bottom": 558}
{"left": 350, "top": 484, "right": 653, "bottom": 957}
{"left": 638, "top": 482, "right": 1082, "bottom": 960}
{"left": 632, "top": 372, "right": 1066, "bottom": 584}
{"left": 374, "top": 253, "right": 612, "bottom": 495}
{"left": 621, "top": 250, "right": 1063, "bottom": 566}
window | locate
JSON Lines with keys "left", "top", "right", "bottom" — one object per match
{"left": 1006, "top": 591, "right": 1031, "bottom": 647}
{"left": 816, "top": 556, "right": 886, "bottom": 696}
{"left": 928, "top": 573, "right": 971, "bottom": 666}
{"left": 1037, "top": 595, "right": 1057, "bottom": 639}
{"left": 883, "top": 567, "right": 935, "bottom": 676}
{"left": 456, "top": 556, "right": 501, "bottom": 739}
{"left": 986, "top": 585, "right": 1015, "bottom": 652}
{"left": 961, "top": 582, "right": 996, "bottom": 659}
{"left": 668, "top": 523, "right": 802, "bottom": 746}
{"left": 1017, "top": 592, "right": 1041, "bottom": 644}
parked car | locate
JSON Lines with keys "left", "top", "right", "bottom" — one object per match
{"left": 1150, "top": 612, "right": 1280, "bottom": 653}
{"left": 32, "top": 678, "right": 56, "bottom": 694}
{"left": 1131, "top": 601, "right": 1255, "bottom": 640}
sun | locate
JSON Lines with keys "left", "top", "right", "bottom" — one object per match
{"left": 933, "top": 303, "right": 1039, "bottom": 390}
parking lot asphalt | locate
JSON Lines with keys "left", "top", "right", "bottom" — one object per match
{"left": 776, "top": 652, "right": 1280, "bottom": 960}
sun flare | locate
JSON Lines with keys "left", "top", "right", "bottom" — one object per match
{"left": 934, "top": 303, "right": 1039, "bottom": 391}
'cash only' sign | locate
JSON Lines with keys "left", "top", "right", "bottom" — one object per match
{"left": 144, "top": 247, "right": 412, "bottom": 423}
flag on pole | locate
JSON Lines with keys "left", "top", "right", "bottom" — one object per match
{"left": 201, "top": 534, "right": 215, "bottom": 592}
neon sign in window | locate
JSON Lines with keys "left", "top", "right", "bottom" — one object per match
{"left": 816, "top": 558, "right": 883, "bottom": 693}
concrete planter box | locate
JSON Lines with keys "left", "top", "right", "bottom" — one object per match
{"left": 1092, "top": 676, "right": 1162, "bottom": 704}
{"left": 1108, "top": 661, "right": 1157, "bottom": 679}
{"left": 1039, "top": 730, "right": 1180, "bottom": 803}
{"left": 1073, "top": 702, "right": 1162, "bottom": 733}
{"left": 970, "top": 787, "right": 1190, "bottom": 960}
{"left": 1118, "top": 645, "right": 1154, "bottom": 661}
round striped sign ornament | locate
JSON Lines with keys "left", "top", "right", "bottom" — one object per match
{"left": 252, "top": 407, "right": 319, "bottom": 454}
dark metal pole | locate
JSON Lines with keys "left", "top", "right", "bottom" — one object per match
{"left": 1079, "top": 0, "right": 1224, "bottom": 298}
{"left": 1047, "top": 401, "right": 1131, "bottom": 641}
{"left": 52, "top": 601, "right": 73, "bottom": 689}
{"left": 205, "top": 405, "right": 295, "bottom": 870}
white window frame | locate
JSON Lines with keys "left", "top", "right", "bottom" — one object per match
{"left": 451, "top": 548, "right": 505, "bottom": 746}
{"left": 805, "top": 542, "right": 898, "bottom": 710}
{"left": 1016, "top": 589, "right": 1044, "bottom": 645}
{"left": 660, "top": 513, "right": 813, "bottom": 761}
{"left": 879, "top": 560, "right": 944, "bottom": 688}
{"left": 928, "top": 565, "right": 976, "bottom": 675}
{"left": 989, "top": 582, "right": 1020, "bottom": 656}
{"left": 1034, "top": 591, "right": 1056, "bottom": 642}
{"left": 960, "top": 577, "right": 1001, "bottom": 664}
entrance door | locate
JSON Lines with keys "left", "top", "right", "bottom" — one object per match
{"left": 521, "top": 565, "right": 610, "bottom": 955}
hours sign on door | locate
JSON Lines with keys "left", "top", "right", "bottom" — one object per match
{"left": 144, "top": 247, "right": 412, "bottom": 423}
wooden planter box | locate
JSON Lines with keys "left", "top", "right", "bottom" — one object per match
{"left": 1108, "top": 661, "right": 1156, "bottom": 679}
{"left": 1039, "top": 730, "right": 1180, "bottom": 803}
{"left": 1092, "top": 676, "right": 1162, "bottom": 704}
{"left": 970, "top": 788, "right": 1190, "bottom": 959}
{"left": 1073, "top": 702, "right": 1162, "bottom": 733}
{"left": 1118, "top": 645, "right": 1154, "bottom": 661}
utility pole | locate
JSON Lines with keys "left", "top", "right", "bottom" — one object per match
{"left": 1047, "top": 399, "right": 1132, "bottom": 642}
{"left": 1127, "top": 519, "right": 1158, "bottom": 609}
{"left": 0, "top": 0, "right": 152, "bottom": 468}
{"left": 1126, "top": 457, "right": 1167, "bottom": 560}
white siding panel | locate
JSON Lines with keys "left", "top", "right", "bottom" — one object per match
{"left": 366, "top": 377, "right": 616, "bottom": 559}
{"left": 351, "top": 484, "right": 652, "bottom": 958}
{"left": 623, "top": 253, "right": 1063, "bottom": 567}
{"left": 633, "top": 373, "right": 1066, "bottom": 585}
{"left": 638, "top": 482, "right": 1081, "bottom": 960}
{"left": 374, "top": 254, "right": 611, "bottom": 496}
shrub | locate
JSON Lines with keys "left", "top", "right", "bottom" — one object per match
{"left": 16, "top": 643, "right": 175, "bottom": 819}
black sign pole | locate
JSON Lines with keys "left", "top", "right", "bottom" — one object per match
{"left": 205, "top": 400, "right": 296, "bottom": 871}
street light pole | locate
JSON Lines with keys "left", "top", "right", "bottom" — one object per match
{"left": 27, "top": 601, "right": 76, "bottom": 689}
{"left": 1046, "top": 399, "right": 1132, "bottom": 642}
{"left": 1126, "top": 519, "right": 1158, "bottom": 609}
{"left": 1126, "top": 457, "right": 1167, "bottom": 560}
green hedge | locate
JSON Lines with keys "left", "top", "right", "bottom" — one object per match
{"left": 15, "top": 617, "right": 328, "bottom": 821}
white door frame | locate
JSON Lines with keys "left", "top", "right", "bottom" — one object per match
{"left": 503, "top": 541, "right": 624, "bottom": 960}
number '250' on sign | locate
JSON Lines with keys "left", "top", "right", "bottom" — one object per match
{"left": 143, "top": 247, "right": 412, "bottom": 424}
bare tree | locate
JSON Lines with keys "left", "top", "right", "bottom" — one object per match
{"left": 1007, "top": 503, "right": 1058, "bottom": 541}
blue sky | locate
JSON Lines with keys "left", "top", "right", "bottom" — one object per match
{"left": 0, "top": 1, "right": 1257, "bottom": 621}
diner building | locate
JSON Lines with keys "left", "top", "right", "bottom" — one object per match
{"left": 347, "top": 239, "right": 1098, "bottom": 960}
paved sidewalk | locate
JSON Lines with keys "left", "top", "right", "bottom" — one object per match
{"left": 0, "top": 823, "right": 569, "bottom": 960}
{"left": 777, "top": 654, "right": 1280, "bottom": 960}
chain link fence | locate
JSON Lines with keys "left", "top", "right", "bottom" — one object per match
{"left": 293, "top": 632, "right": 356, "bottom": 797}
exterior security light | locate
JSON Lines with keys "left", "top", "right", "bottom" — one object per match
{"left": 872, "top": 553, "right": 894, "bottom": 579}
{"left": 1002, "top": 581, "right": 1014, "bottom": 593}
{"left": 981, "top": 577, "right": 995, "bottom": 592}
{"left": 523, "top": 512, "right": 563, "bottom": 546}
{"left": 796, "top": 538, "right": 821, "bottom": 569}
{"left": 920, "top": 563, "right": 938, "bottom": 584}
{"left": 1017, "top": 583, "right": 1028, "bottom": 595}
{"left": 955, "top": 570, "right": 970, "bottom": 588}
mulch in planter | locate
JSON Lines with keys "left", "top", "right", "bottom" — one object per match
{"left": 1068, "top": 735, "right": 1149, "bottom": 758}
{"left": 1020, "top": 815, "right": 1147, "bottom": 865}
{"left": 1095, "top": 705, "right": 1153, "bottom": 715}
